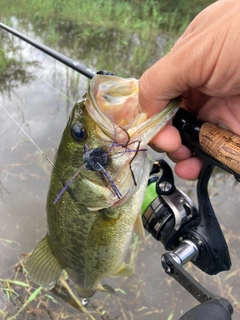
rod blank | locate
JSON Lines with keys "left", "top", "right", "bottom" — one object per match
{"left": 0, "top": 22, "right": 96, "bottom": 79}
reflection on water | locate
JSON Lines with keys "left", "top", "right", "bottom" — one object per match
{"left": 10, "top": 17, "right": 167, "bottom": 80}
{"left": 0, "top": 19, "right": 240, "bottom": 320}
{"left": 0, "top": 31, "right": 39, "bottom": 97}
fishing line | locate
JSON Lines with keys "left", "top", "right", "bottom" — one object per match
{"left": 34, "top": 74, "right": 75, "bottom": 104}
{"left": 147, "top": 152, "right": 160, "bottom": 167}
{"left": 1, "top": 31, "right": 89, "bottom": 172}
{"left": 3, "top": 40, "right": 76, "bottom": 104}
{"left": 0, "top": 103, "right": 54, "bottom": 167}
{"left": 14, "top": 55, "right": 76, "bottom": 104}
{"left": 0, "top": 49, "right": 77, "bottom": 167}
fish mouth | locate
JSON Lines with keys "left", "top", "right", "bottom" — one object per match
{"left": 84, "top": 75, "right": 180, "bottom": 205}
{"left": 86, "top": 75, "right": 180, "bottom": 147}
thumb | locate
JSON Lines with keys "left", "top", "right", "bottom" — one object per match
{"left": 138, "top": 49, "right": 190, "bottom": 116}
{"left": 138, "top": 0, "right": 239, "bottom": 115}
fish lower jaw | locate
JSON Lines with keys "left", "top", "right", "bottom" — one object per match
{"left": 85, "top": 183, "right": 134, "bottom": 210}
{"left": 112, "top": 186, "right": 135, "bottom": 208}
{"left": 112, "top": 193, "right": 129, "bottom": 208}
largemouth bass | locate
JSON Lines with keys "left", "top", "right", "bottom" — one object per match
{"left": 26, "top": 75, "right": 179, "bottom": 299}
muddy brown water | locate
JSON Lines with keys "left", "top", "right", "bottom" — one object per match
{"left": 1, "top": 21, "right": 240, "bottom": 320}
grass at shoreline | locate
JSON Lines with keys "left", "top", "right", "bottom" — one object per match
{"left": 0, "top": 0, "right": 215, "bottom": 78}
{"left": 1, "top": 0, "right": 215, "bottom": 34}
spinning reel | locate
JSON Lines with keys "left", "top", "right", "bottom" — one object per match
{"left": 142, "top": 108, "right": 240, "bottom": 320}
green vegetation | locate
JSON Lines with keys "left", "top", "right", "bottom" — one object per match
{"left": 1, "top": 0, "right": 215, "bottom": 32}
{"left": 0, "top": 0, "right": 215, "bottom": 77}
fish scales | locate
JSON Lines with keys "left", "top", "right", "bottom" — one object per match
{"left": 46, "top": 107, "right": 149, "bottom": 293}
{"left": 26, "top": 75, "right": 180, "bottom": 299}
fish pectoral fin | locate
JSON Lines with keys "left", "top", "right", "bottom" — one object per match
{"left": 98, "top": 284, "right": 118, "bottom": 296}
{"left": 133, "top": 213, "right": 145, "bottom": 241}
{"left": 26, "top": 235, "right": 63, "bottom": 289}
{"left": 112, "top": 263, "right": 138, "bottom": 277}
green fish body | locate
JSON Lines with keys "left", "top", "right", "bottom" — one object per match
{"left": 26, "top": 75, "right": 179, "bottom": 298}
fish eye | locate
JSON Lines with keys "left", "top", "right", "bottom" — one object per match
{"left": 71, "top": 123, "right": 88, "bottom": 142}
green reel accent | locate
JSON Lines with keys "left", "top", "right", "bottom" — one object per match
{"left": 142, "top": 182, "right": 158, "bottom": 215}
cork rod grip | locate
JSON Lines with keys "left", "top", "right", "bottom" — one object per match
{"left": 199, "top": 122, "right": 240, "bottom": 174}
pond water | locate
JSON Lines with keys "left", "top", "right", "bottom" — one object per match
{"left": 1, "top": 17, "right": 240, "bottom": 320}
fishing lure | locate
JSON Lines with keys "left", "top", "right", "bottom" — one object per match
{"left": 54, "top": 140, "right": 146, "bottom": 204}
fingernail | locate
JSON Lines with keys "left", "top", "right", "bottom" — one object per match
{"left": 218, "top": 122, "right": 229, "bottom": 130}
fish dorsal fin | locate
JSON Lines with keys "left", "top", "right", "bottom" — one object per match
{"left": 133, "top": 213, "right": 145, "bottom": 241}
{"left": 26, "top": 235, "right": 63, "bottom": 289}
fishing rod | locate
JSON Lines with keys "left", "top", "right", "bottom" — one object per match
{"left": 0, "top": 22, "right": 236, "bottom": 320}
{"left": 0, "top": 22, "right": 96, "bottom": 79}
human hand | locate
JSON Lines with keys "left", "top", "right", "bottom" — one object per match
{"left": 139, "top": 0, "right": 240, "bottom": 180}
